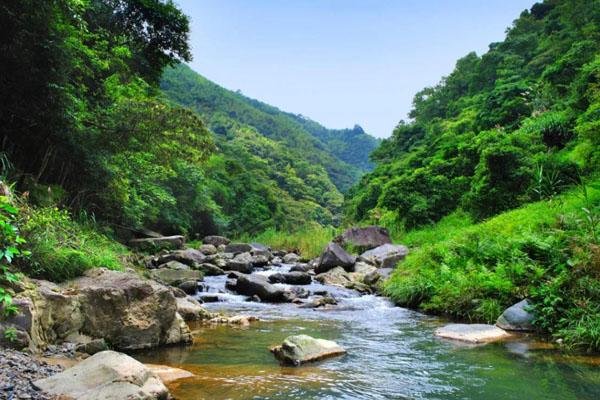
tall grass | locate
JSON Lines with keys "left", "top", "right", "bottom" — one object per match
{"left": 237, "top": 223, "right": 337, "bottom": 259}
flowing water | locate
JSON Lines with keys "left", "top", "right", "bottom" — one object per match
{"left": 135, "top": 265, "right": 600, "bottom": 400}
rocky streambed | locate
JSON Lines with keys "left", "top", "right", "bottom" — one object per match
{"left": 2, "top": 228, "right": 600, "bottom": 399}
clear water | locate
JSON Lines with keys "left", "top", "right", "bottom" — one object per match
{"left": 134, "top": 265, "right": 600, "bottom": 400}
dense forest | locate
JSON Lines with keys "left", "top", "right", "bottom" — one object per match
{"left": 346, "top": 0, "right": 600, "bottom": 350}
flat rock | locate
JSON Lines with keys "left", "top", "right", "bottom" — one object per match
{"left": 316, "top": 242, "right": 356, "bottom": 274}
{"left": 145, "top": 364, "right": 194, "bottom": 384}
{"left": 34, "top": 350, "right": 169, "bottom": 400}
{"left": 496, "top": 299, "right": 535, "bottom": 331}
{"left": 359, "top": 244, "right": 408, "bottom": 268}
{"left": 271, "top": 334, "right": 346, "bottom": 365}
{"left": 435, "top": 324, "right": 511, "bottom": 344}
{"left": 336, "top": 226, "right": 391, "bottom": 250}
{"left": 149, "top": 268, "right": 203, "bottom": 287}
{"left": 196, "top": 262, "right": 225, "bottom": 276}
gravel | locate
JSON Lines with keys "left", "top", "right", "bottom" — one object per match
{"left": 0, "top": 348, "right": 64, "bottom": 400}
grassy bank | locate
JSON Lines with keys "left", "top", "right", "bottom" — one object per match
{"left": 238, "top": 224, "right": 337, "bottom": 260}
{"left": 384, "top": 183, "right": 600, "bottom": 351}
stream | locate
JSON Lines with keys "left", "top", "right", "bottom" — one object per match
{"left": 135, "top": 264, "right": 600, "bottom": 400}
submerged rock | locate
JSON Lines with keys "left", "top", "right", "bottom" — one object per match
{"left": 316, "top": 242, "right": 356, "bottom": 274}
{"left": 336, "top": 226, "right": 391, "bottom": 250}
{"left": 496, "top": 299, "right": 535, "bottom": 331}
{"left": 270, "top": 335, "right": 346, "bottom": 365}
{"left": 359, "top": 244, "right": 408, "bottom": 268}
{"left": 435, "top": 324, "right": 511, "bottom": 344}
{"left": 34, "top": 350, "right": 169, "bottom": 400}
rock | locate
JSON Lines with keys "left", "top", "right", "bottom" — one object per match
{"left": 203, "top": 235, "right": 230, "bottom": 247}
{"left": 359, "top": 244, "right": 409, "bottom": 268}
{"left": 199, "top": 244, "right": 218, "bottom": 255}
{"left": 129, "top": 235, "right": 185, "bottom": 251}
{"left": 315, "top": 267, "right": 352, "bottom": 287}
{"left": 158, "top": 260, "right": 190, "bottom": 270}
{"left": 299, "top": 295, "right": 337, "bottom": 308}
{"left": 249, "top": 243, "right": 272, "bottom": 258}
{"left": 230, "top": 274, "right": 290, "bottom": 302}
{"left": 25, "top": 269, "right": 192, "bottom": 351}
{"left": 289, "top": 286, "right": 310, "bottom": 299}
{"left": 435, "top": 324, "right": 511, "bottom": 343}
{"left": 224, "top": 243, "right": 253, "bottom": 254}
{"left": 75, "top": 338, "right": 108, "bottom": 355}
{"left": 196, "top": 262, "right": 225, "bottom": 276}
{"left": 0, "top": 348, "right": 63, "bottom": 400}
{"left": 283, "top": 253, "right": 301, "bottom": 263}
{"left": 496, "top": 299, "right": 535, "bottom": 331}
{"left": 153, "top": 248, "right": 206, "bottom": 268}
{"left": 225, "top": 252, "right": 254, "bottom": 273}
{"left": 336, "top": 226, "right": 391, "bottom": 250}
{"left": 316, "top": 242, "right": 356, "bottom": 274}
{"left": 149, "top": 268, "right": 203, "bottom": 287}
{"left": 363, "top": 270, "right": 382, "bottom": 286}
{"left": 251, "top": 254, "right": 270, "bottom": 267}
{"left": 199, "top": 294, "right": 220, "bottom": 303}
{"left": 268, "top": 271, "right": 312, "bottom": 285}
{"left": 33, "top": 350, "right": 169, "bottom": 400}
{"left": 217, "top": 244, "right": 227, "bottom": 252}
{"left": 0, "top": 298, "right": 34, "bottom": 349}
{"left": 290, "top": 263, "right": 313, "bottom": 273}
{"left": 176, "top": 296, "right": 211, "bottom": 321}
{"left": 207, "top": 315, "right": 259, "bottom": 326}
{"left": 271, "top": 256, "right": 283, "bottom": 265}
{"left": 178, "top": 280, "right": 198, "bottom": 295}
{"left": 270, "top": 335, "right": 346, "bottom": 365}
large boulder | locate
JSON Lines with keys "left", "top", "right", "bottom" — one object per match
{"left": 270, "top": 335, "right": 346, "bottom": 365}
{"left": 33, "top": 350, "right": 169, "bottom": 400}
{"left": 129, "top": 235, "right": 185, "bottom": 251}
{"left": 23, "top": 269, "right": 192, "bottom": 351}
{"left": 316, "top": 242, "right": 356, "bottom": 274}
{"left": 336, "top": 226, "right": 391, "bottom": 250}
{"left": 149, "top": 268, "right": 203, "bottom": 287}
{"left": 152, "top": 248, "right": 206, "bottom": 268}
{"left": 268, "top": 271, "right": 312, "bottom": 285}
{"left": 202, "top": 235, "right": 230, "bottom": 247}
{"left": 358, "top": 244, "right": 408, "bottom": 268}
{"left": 229, "top": 274, "right": 290, "bottom": 302}
{"left": 225, "top": 252, "right": 254, "bottom": 273}
{"left": 496, "top": 299, "right": 535, "bottom": 331}
{"left": 435, "top": 324, "right": 511, "bottom": 344}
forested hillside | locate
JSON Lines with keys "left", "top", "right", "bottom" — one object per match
{"left": 161, "top": 64, "right": 379, "bottom": 192}
{"left": 347, "top": 0, "right": 599, "bottom": 228}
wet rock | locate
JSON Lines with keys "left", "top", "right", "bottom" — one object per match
{"left": 336, "top": 226, "right": 391, "bottom": 250}
{"left": 251, "top": 254, "right": 270, "bottom": 268}
{"left": 435, "top": 324, "right": 511, "bottom": 344}
{"left": 225, "top": 252, "right": 254, "bottom": 273}
{"left": 271, "top": 256, "right": 283, "bottom": 265}
{"left": 268, "top": 271, "right": 312, "bottom": 285}
{"left": 496, "top": 299, "right": 535, "bottom": 331}
{"left": 129, "top": 235, "right": 185, "bottom": 251}
{"left": 196, "top": 262, "right": 226, "bottom": 276}
{"left": 363, "top": 270, "right": 382, "bottom": 286}
{"left": 149, "top": 268, "right": 203, "bottom": 287}
{"left": 199, "top": 244, "right": 218, "bottom": 255}
{"left": 299, "top": 295, "right": 337, "bottom": 308}
{"left": 229, "top": 274, "right": 290, "bottom": 302}
{"left": 283, "top": 253, "right": 300, "bottom": 263}
{"left": 359, "top": 244, "right": 409, "bottom": 268}
{"left": 178, "top": 280, "right": 198, "bottom": 295}
{"left": 290, "top": 263, "right": 313, "bottom": 273}
{"left": 316, "top": 242, "right": 356, "bottom": 274}
{"left": 224, "top": 243, "right": 253, "bottom": 254}
{"left": 199, "top": 294, "right": 220, "bottom": 303}
{"left": 289, "top": 286, "right": 311, "bottom": 299}
{"left": 315, "top": 267, "right": 352, "bottom": 287}
{"left": 176, "top": 296, "right": 211, "bottom": 321}
{"left": 146, "top": 364, "right": 195, "bottom": 384}
{"left": 202, "top": 235, "right": 230, "bottom": 247}
{"left": 270, "top": 335, "right": 346, "bottom": 365}
{"left": 34, "top": 350, "right": 169, "bottom": 400}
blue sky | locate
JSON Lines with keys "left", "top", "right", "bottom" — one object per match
{"left": 175, "top": 0, "right": 534, "bottom": 138}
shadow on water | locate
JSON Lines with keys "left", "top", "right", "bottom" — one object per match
{"left": 134, "top": 266, "right": 600, "bottom": 400}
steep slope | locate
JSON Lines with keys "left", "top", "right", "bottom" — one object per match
{"left": 347, "top": 0, "right": 600, "bottom": 228}
{"left": 160, "top": 64, "right": 378, "bottom": 192}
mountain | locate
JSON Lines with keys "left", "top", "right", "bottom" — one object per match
{"left": 160, "top": 64, "right": 378, "bottom": 192}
